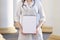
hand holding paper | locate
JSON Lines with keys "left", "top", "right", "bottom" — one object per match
{"left": 21, "top": 16, "right": 37, "bottom": 34}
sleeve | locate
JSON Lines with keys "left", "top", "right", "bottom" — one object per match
{"left": 14, "top": 1, "right": 22, "bottom": 22}
{"left": 38, "top": 2, "right": 46, "bottom": 22}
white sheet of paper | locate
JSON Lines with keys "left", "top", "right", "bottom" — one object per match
{"left": 21, "top": 16, "right": 36, "bottom": 33}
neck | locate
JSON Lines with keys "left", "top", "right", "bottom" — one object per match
{"left": 27, "top": 0, "right": 32, "bottom": 2}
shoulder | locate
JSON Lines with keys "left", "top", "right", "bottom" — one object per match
{"left": 17, "top": 0, "right": 23, "bottom": 8}
{"left": 35, "top": 0, "right": 42, "bottom": 7}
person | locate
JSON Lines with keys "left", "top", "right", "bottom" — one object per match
{"left": 14, "top": 0, "right": 46, "bottom": 40}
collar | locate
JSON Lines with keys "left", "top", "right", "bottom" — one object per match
{"left": 24, "top": 0, "right": 35, "bottom": 8}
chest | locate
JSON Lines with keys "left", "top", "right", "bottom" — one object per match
{"left": 21, "top": 5, "right": 38, "bottom": 16}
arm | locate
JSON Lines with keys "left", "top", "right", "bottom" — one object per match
{"left": 14, "top": 1, "right": 22, "bottom": 29}
{"left": 36, "top": 2, "right": 46, "bottom": 29}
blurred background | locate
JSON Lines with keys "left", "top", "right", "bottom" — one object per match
{"left": 0, "top": 0, "right": 60, "bottom": 40}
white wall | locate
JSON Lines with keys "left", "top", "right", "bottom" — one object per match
{"left": 0, "top": 0, "right": 8, "bottom": 27}
{"left": 7, "top": 0, "right": 14, "bottom": 27}
{"left": 42, "top": 0, "right": 60, "bottom": 35}
{"left": 52, "top": 0, "right": 60, "bottom": 35}
{"left": 0, "top": 0, "right": 14, "bottom": 28}
{"left": 13, "top": 0, "right": 16, "bottom": 19}
{"left": 42, "top": 0, "right": 54, "bottom": 27}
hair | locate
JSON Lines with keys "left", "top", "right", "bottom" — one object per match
{"left": 22, "top": 0, "right": 25, "bottom": 7}
{"left": 22, "top": 0, "right": 25, "bottom": 3}
{"left": 21, "top": 0, "right": 35, "bottom": 7}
